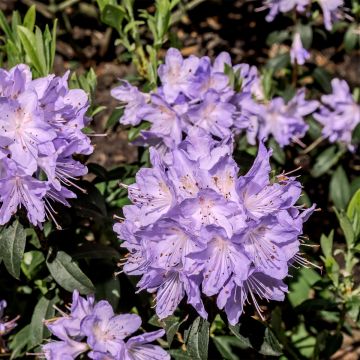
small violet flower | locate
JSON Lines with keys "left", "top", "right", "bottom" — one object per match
{"left": 290, "top": 32, "right": 310, "bottom": 65}
{"left": 0, "top": 300, "right": 18, "bottom": 353}
{"left": 43, "top": 290, "right": 169, "bottom": 360}
{"left": 260, "top": 0, "right": 310, "bottom": 22}
{"left": 314, "top": 78, "right": 360, "bottom": 150}
{"left": 318, "top": 0, "right": 345, "bottom": 30}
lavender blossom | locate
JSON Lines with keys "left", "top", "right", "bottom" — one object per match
{"left": 314, "top": 78, "right": 360, "bottom": 150}
{"left": 290, "top": 32, "right": 310, "bottom": 65}
{"left": 318, "top": 0, "right": 345, "bottom": 30}
{"left": 43, "top": 290, "right": 169, "bottom": 360}
{"left": 111, "top": 48, "right": 260, "bottom": 156}
{"left": 248, "top": 89, "right": 319, "bottom": 147}
{"left": 0, "top": 300, "right": 18, "bottom": 352}
{"left": 0, "top": 65, "right": 93, "bottom": 227}
{"left": 112, "top": 48, "right": 320, "bottom": 152}
{"left": 260, "top": 0, "right": 310, "bottom": 22}
{"left": 114, "top": 136, "right": 314, "bottom": 324}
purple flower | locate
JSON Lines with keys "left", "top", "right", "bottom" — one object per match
{"left": 110, "top": 81, "right": 151, "bottom": 126}
{"left": 42, "top": 337, "right": 89, "bottom": 360}
{"left": 43, "top": 291, "right": 169, "bottom": 360}
{"left": 290, "top": 32, "right": 310, "bottom": 65}
{"left": 114, "top": 135, "right": 314, "bottom": 324}
{"left": 123, "top": 330, "right": 169, "bottom": 360}
{"left": 111, "top": 48, "right": 262, "bottom": 154}
{"left": 261, "top": 0, "right": 310, "bottom": 22}
{"left": 81, "top": 302, "right": 141, "bottom": 356}
{"left": 158, "top": 48, "right": 201, "bottom": 103}
{"left": 0, "top": 300, "right": 18, "bottom": 352}
{"left": 0, "top": 65, "right": 93, "bottom": 227}
{"left": 318, "top": 0, "right": 345, "bottom": 30}
{"left": 250, "top": 89, "right": 318, "bottom": 147}
{"left": 314, "top": 78, "right": 360, "bottom": 150}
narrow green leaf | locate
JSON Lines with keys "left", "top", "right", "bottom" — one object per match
{"left": 23, "top": 5, "right": 36, "bottom": 32}
{"left": 213, "top": 336, "right": 244, "bottom": 360}
{"left": 320, "top": 230, "right": 334, "bottom": 258}
{"left": 29, "top": 296, "right": 57, "bottom": 348}
{"left": 50, "top": 19, "right": 58, "bottom": 71}
{"left": 347, "top": 188, "right": 360, "bottom": 221}
{"left": 46, "top": 250, "right": 95, "bottom": 294}
{"left": 35, "top": 26, "right": 47, "bottom": 75}
{"left": 17, "top": 25, "right": 43, "bottom": 75}
{"left": 298, "top": 23, "right": 313, "bottom": 48}
{"left": 344, "top": 24, "right": 358, "bottom": 52}
{"left": 0, "top": 220, "right": 26, "bottom": 279}
{"left": 311, "top": 146, "right": 345, "bottom": 178}
{"left": 9, "top": 325, "right": 31, "bottom": 359}
{"left": 230, "top": 319, "right": 282, "bottom": 356}
{"left": 0, "top": 10, "right": 13, "bottom": 40}
{"left": 347, "top": 188, "right": 360, "bottom": 238}
{"left": 334, "top": 209, "right": 355, "bottom": 247}
{"left": 184, "top": 317, "right": 210, "bottom": 360}
{"left": 330, "top": 166, "right": 351, "bottom": 209}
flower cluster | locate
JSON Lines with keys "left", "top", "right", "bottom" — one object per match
{"left": 0, "top": 300, "right": 18, "bottom": 352}
{"left": 112, "top": 48, "right": 261, "bottom": 154}
{"left": 260, "top": 0, "right": 345, "bottom": 30}
{"left": 114, "top": 133, "right": 314, "bottom": 325}
{"left": 314, "top": 78, "right": 360, "bottom": 151}
{"left": 245, "top": 89, "right": 319, "bottom": 147}
{"left": 260, "top": 0, "right": 310, "bottom": 22}
{"left": 43, "top": 290, "right": 169, "bottom": 360}
{"left": 112, "top": 48, "right": 319, "bottom": 152}
{"left": 0, "top": 65, "right": 92, "bottom": 227}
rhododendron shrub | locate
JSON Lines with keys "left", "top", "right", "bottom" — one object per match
{"left": 1, "top": 1, "right": 360, "bottom": 360}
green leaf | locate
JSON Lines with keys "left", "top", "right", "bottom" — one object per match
{"left": 266, "top": 30, "right": 289, "bottom": 46}
{"left": 96, "top": 276, "right": 121, "bottom": 309}
{"left": 298, "top": 23, "right": 313, "bottom": 48}
{"left": 229, "top": 318, "right": 282, "bottom": 356}
{"left": 128, "top": 121, "right": 151, "bottom": 142}
{"left": 311, "top": 146, "right": 345, "bottom": 178}
{"left": 46, "top": 250, "right": 95, "bottom": 294}
{"left": 0, "top": 220, "right": 26, "bottom": 279}
{"left": 320, "top": 230, "right": 334, "bottom": 258}
{"left": 163, "top": 315, "right": 183, "bottom": 347}
{"left": 184, "top": 317, "right": 210, "bottom": 360}
{"left": 330, "top": 165, "right": 351, "bottom": 209}
{"left": 266, "top": 53, "right": 290, "bottom": 72}
{"left": 21, "top": 250, "right": 45, "bottom": 280}
{"left": 9, "top": 325, "right": 31, "bottom": 359}
{"left": 288, "top": 267, "right": 322, "bottom": 307}
{"left": 268, "top": 138, "right": 285, "bottom": 165}
{"left": 344, "top": 24, "right": 358, "bottom": 52}
{"left": 50, "top": 19, "right": 58, "bottom": 71}
{"left": 335, "top": 209, "right": 355, "bottom": 247}
{"left": 35, "top": 26, "right": 46, "bottom": 74}
{"left": 347, "top": 188, "right": 360, "bottom": 221}
{"left": 0, "top": 10, "right": 13, "bottom": 40}
{"left": 212, "top": 336, "right": 245, "bottom": 360}
{"left": 347, "top": 188, "right": 360, "bottom": 238}
{"left": 23, "top": 5, "right": 36, "bottom": 32}
{"left": 17, "top": 25, "right": 45, "bottom": 76}
{"left": 105, "top": 108, "right": 124, "bottom": 129}
{"left": 313, "top": 67, "right": 332, "bottom": 93}
{"left": 101, "top": 4, "right": 126, "bottom": 33}
{"left": 169, "top": 349, "right": 193, "bottom": 360}
{"left": 29, "top": 296, "right": 58, "bottom": 348}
